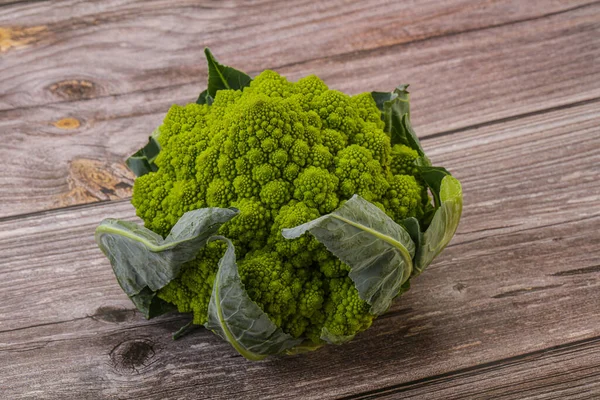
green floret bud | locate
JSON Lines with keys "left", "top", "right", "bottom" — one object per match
{"left": 323, "top": 277, "right": 374, "bottom": 339}
{"left": 293, "top": 166, "right": 339, "bottom": 213}
{"left": 158, "top": 103, "right": 210, "bottom": 147}
{"left": 233, "top": 174, "right": 258, "bottom": 198}
{"left": 195, "top": 147, "right": 220, "bottom": 188}
{"left": 220, "top": 198, "right": 270, "bottom": 254}
{"left": 270, "top": 148, "right": 289, "bottom": 168}
{"left": 252, "top": 163, "right": 280, "bottom": 184}
{"left": 310, "top": 90, "right": 360, "bottom": 138}
{"left": 321, "top": 128, "right": 348, "bottom": 155}
{"left": 131, "top": 171, "right": 173, "bottom": 236}
{"left": 283, "top": 163, "right": 301, "bottom": 181}
{"left": 307, "top": 144, "right": 333, "bottom": 169}
{"left": 293, "top": 75, "right": 329, "bottom": 110}
{"left": 351, "top": 122, "right": 391, "bottom": 165}
{"left": 212, "top": 89, "right": 242, "bottom": 108}
{"left": 260, "top": 179, "right": 292, "bottom": 209}
{"left": 238, "top": 251, "right": 304, "bottom": 327}
{"left": 290, "top": 139, "right": 310, "bottom": 166}
{"left": 206, "top": 178, "right": 235, "bottom": 207}
{"left": 382, "top": 174, "right": 424, "bottom": 221}
{"left": 217, "top": 154, "right": 237, "bottom": 180}
{"left": 390, "top": 144, "right": 420, "bottom": 176}
{"left": 320, "top": 257, "right": 351, "bottom": 278}
{"left": 351, "top": 92, "right": 385, "bottom": 129}
{"left": 245, "top": 70, "right": 295, "bottom": 98}
{"left": 334, "top": 144, "right": 389, "bottom": 202}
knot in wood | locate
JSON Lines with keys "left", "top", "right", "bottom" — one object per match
{"left": 53, "top": 117, "right": 80, "bottom": 130}
{"left": 109, "top": 338, "right": 156, "bottom": 375}
{"left": 49, "top": 79, "right": 96, "bottom": 100}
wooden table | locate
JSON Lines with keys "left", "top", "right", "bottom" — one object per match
{"left": 1, "top": 1, "right": 599, "bottom": 398}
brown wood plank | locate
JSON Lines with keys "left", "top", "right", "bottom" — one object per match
{"left": 0, "top": 0, "right": 592, "bottom": 111}
{"left": 1, "top": 100, "right": 599, "bottom": 399}
{"left": 1, "top": 1, "right": 599, "bottom": 218}
{"left": 346, "top": 336, "right": 600, "bottom": 399}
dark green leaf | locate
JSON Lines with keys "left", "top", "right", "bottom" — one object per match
{"left": 378, "top": 85, "right": 430, "bottom": 165}
{"left": 196, "top": 89, "right": 213, "bottom": 105}
{"left": 205, "top": 237, "right": 303, "bottom": 360}
{"left": 204, "top": 48, "right": 252, "bottom": 99}
{"left": 95, "top": 208, "right": 238, "bottom": 318}
{"left": 418, "top": 166, "right": 451, "bottom": 207}
{"left": 396, "top": 280, "right": 411, "bottom": 298}
{"left": 130, "top": 287, "right": 177, "bottom": 319}
{"left": 125, "top": 130, "right": 161, "bottom": 177}
{"left": 399, "top": 217, "right": 422, "bottom": 262}
{"left": 282, "top": 195, "right": 415, "bottom": 316}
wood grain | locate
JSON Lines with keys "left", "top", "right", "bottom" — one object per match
{"left": 0, "top": 0, "right": 593, "bottom": 110}
{"left": 1, "top": 100, "right": 599, "bottom": 399}
{"left": 1, "top": 1, "right": 600, "bottom": 217}
{"left": 345, "top": 336, "right": 600, "bottom": 399}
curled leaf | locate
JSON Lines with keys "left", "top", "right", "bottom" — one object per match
{"left": 282, "top": 195, "right": 415, "bottom": 316}
{"left": 125, "top": 127, "right": 161, "bottom": 177}
{"left": 95, "top": 208, "right": 238, "bottom": 318}
{"left": 415, "top": 175, "right": 463, "bottom": 274}
{"left": 205, "top": 237, "right": 303, "bottom": 360}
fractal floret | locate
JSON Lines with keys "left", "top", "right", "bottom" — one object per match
{"left": 96, "top": 49, "right": 463, "bottom": 360}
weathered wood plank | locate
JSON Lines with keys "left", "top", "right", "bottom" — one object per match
{"left": 1, "top": 1, "right": 599, "bottom": 217}
{"left": 1, "top": 200, "right": 599, "bottom": 399}
{"left": 1, "top": 100, "right": 599, "bottom": 399}
{"left": 0, "top": 0, "right": 593, "bottom": 111}
{"left": 346, "top": 336, "right": 600, "bottom": 399}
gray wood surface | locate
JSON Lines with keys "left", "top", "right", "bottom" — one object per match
{"left": 1, "top": 0, "right": 599, "bottom": 399}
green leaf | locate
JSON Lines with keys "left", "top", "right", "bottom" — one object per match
{"left": 95, "top": 208, "right": 238, "bottom": 318}
{"left": 204, "top": 48, "right": 252, "bottom": 99}
{"left": 418, "top": 166, "right": 451, "bottom": 207}
{"left": 205, "top": 236, "right": 303, "bottom": 361}
{"left": 398, "top": 217, "right": 423, "bottom": 265}
{"left": 196, "top": 89, "right": 213, "bottom": 105}
{"left": 125, "top": 128, "right": 161, "bottom": 177}
{"left": 377, "top": 85, "right": 430, "bottom": 166}
{"left": 282, "top": 195, "right": 415, "bottom": 316}
{"left": 130, "top": 287, "right": 176, "bottom": 319}
{"left": 415, "top": 175, "right": 463, "bottom": 274}
{"left": 371, "top": 90, "right": 398, "bottom": 112}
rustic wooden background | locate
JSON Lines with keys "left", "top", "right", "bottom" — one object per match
{"left": 1, "top": 0, "right": 599, "bottom": 399}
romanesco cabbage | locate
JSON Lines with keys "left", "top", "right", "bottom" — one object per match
{"left": 132, "top": 70, "right": 426, "bottom": 343}
{"left": 97, "top": 49, "right": 463, "bottom": 360}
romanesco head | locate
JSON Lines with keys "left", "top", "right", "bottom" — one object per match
{"left": 131, "top": 69, "right": 430, "bottom": 346}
